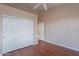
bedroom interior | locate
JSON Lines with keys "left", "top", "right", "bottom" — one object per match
{"left": 0, "top": 3, "right": 79, "bottom": 56}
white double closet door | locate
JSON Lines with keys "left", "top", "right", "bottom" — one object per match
{"left": 3, "top": 16, "right": 34, "bottom": 53}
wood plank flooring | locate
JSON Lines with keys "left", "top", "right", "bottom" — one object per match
{"left": 3, "top": 40, "right": 79, "bottom": 56}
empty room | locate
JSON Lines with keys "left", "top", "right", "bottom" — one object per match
{"left": 0, "top": 3, "right": 79, "bottom": 56}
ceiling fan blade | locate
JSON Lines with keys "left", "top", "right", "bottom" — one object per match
{"left": 33, "top": 3, "right": 41, "bottom": 10}
{"left": 43, "top": 3, "right": 48, "bottom": 11}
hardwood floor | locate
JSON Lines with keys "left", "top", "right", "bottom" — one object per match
{"left": 3, "top": 40, "right": 79, "bottom": 56}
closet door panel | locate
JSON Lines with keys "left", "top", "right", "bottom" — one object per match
{"left": 3, "top": 16, "right": 34, "bottom": 53}
{"left": 3, "top": 17, "right": 17, "bottom": 53}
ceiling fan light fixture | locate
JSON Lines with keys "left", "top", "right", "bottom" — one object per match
{"left": 33, "top": 3, "right": 48, "bottom": 11}
{"left": 33, "top": 3, "right": 41, "bottom": 10}
{"left": 43, "top": 3, "right": 48, "bottom": 11}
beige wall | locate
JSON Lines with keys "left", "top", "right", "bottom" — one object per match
{"left": 39, "top": 4, "right": 79, "bottom": 51}
{"left": 0, "top": 4, "right": 38, "bottom": 53}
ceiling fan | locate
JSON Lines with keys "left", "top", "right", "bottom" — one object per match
{"left": 33, "top": 3, "right": 48, "bottom": 11}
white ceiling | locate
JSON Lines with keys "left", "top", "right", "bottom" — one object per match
{"left": 3, "top": 3, "right": 62, "bottom": 14}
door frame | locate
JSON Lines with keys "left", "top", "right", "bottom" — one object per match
{"left": 39, "top": 22, "right": 45, "bottom": 41}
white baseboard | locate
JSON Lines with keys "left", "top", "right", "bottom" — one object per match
{"left": 41, "top": 40, "right": 79, "bottom": 52}
{"left": 33, "top": 42, "right": 38, "bottom": 45}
